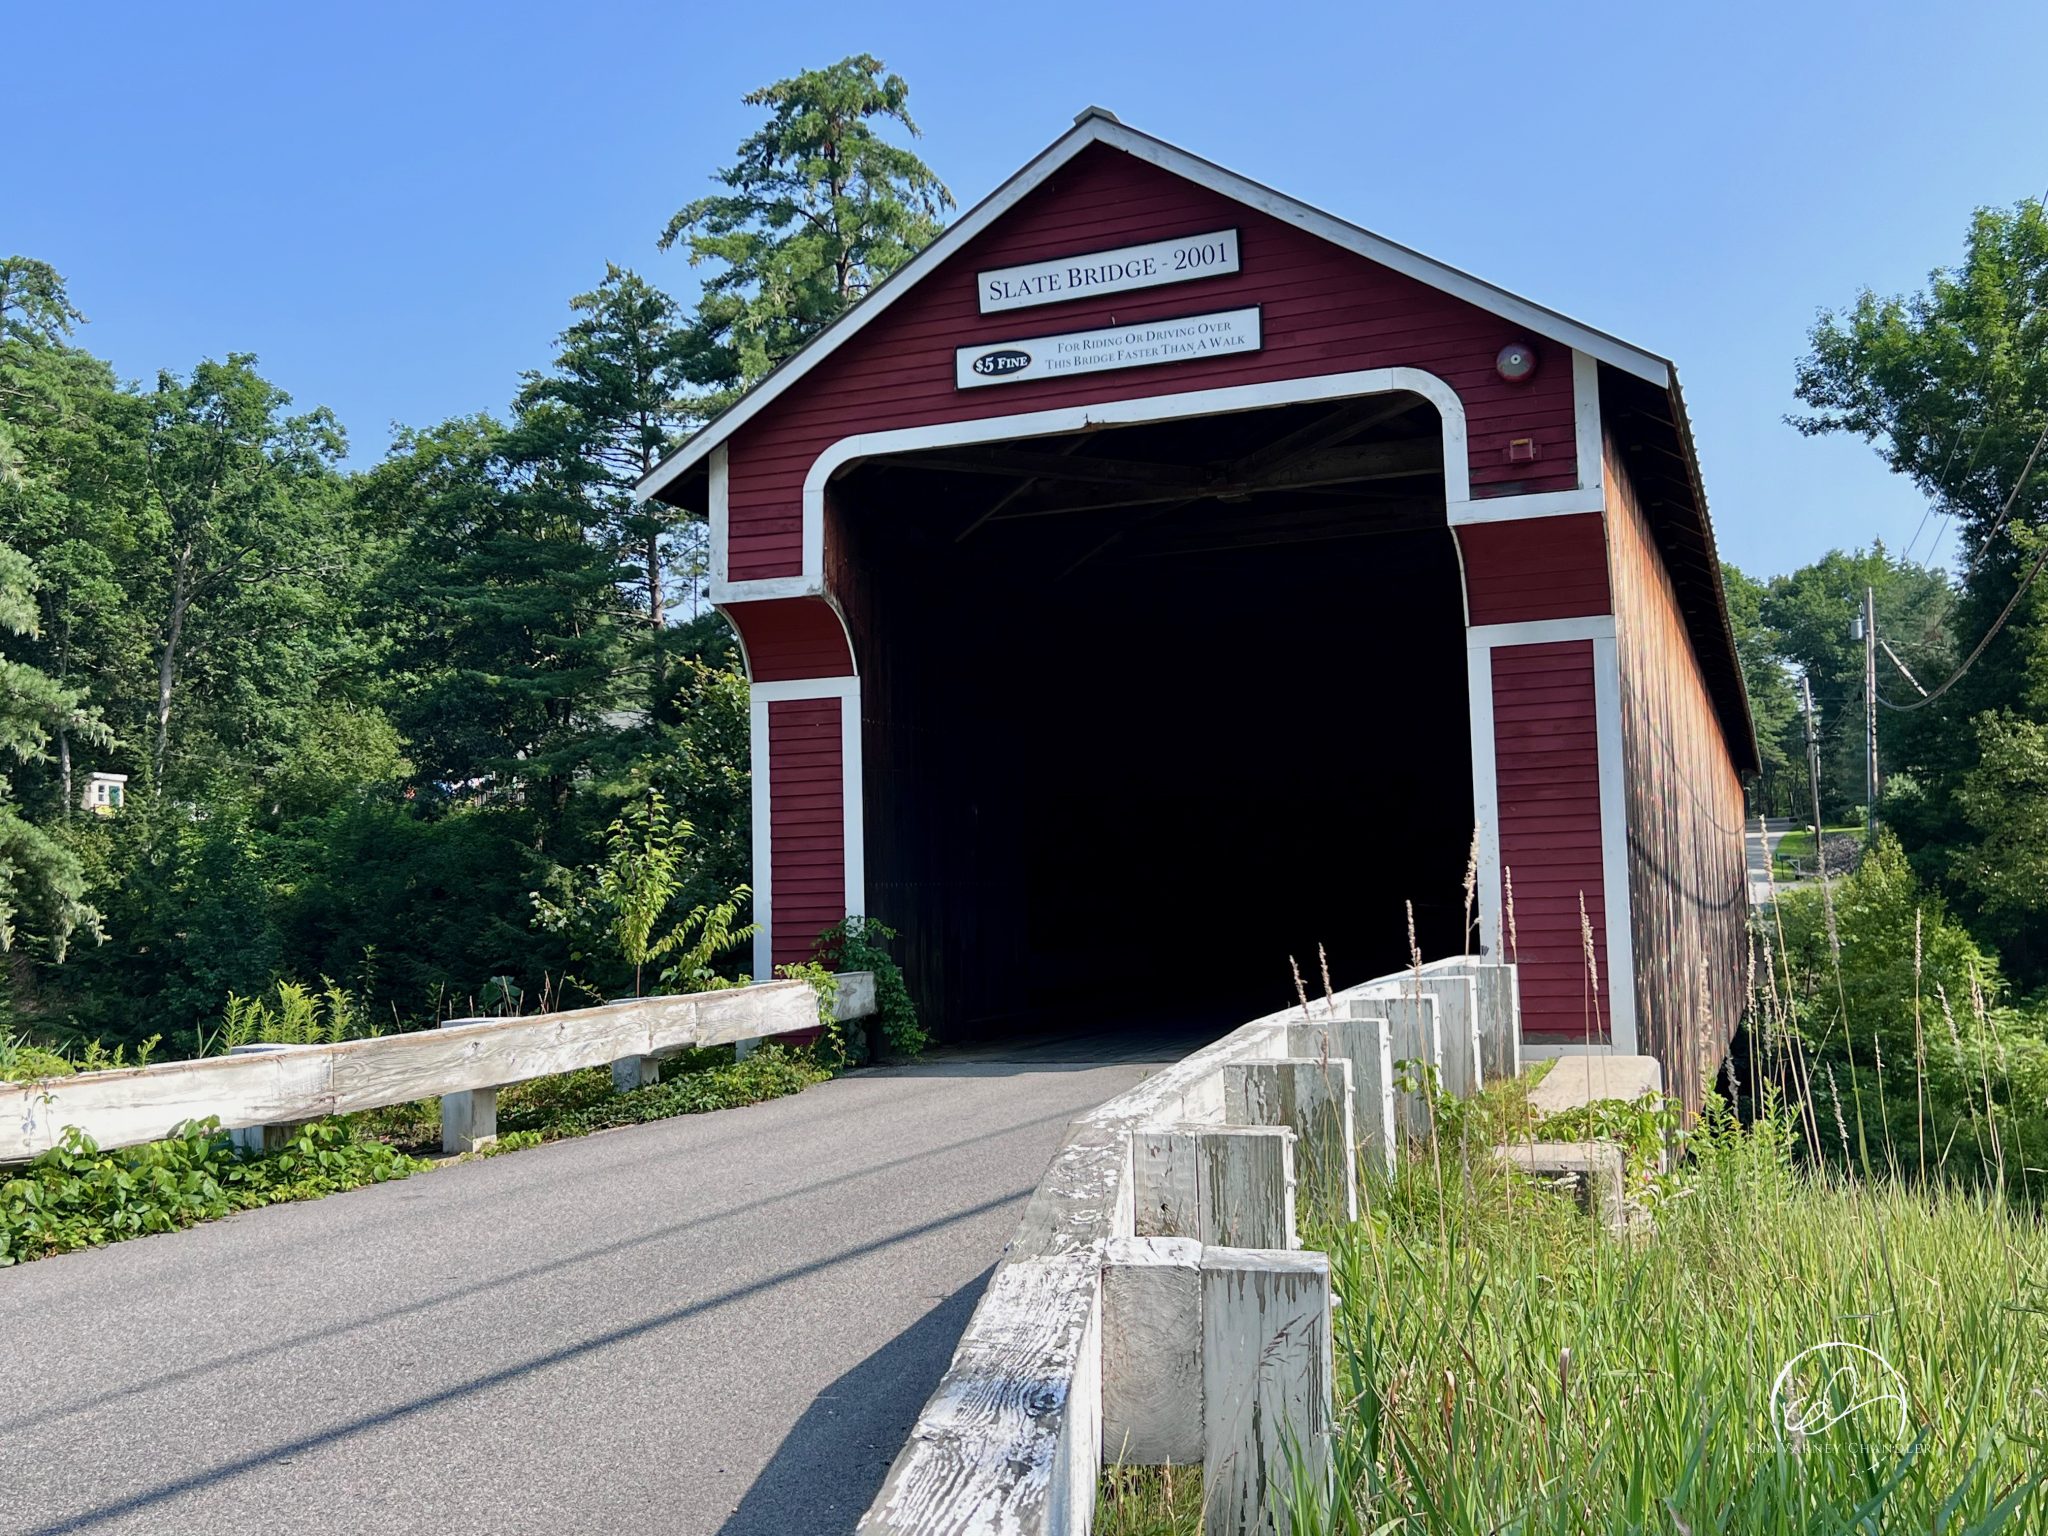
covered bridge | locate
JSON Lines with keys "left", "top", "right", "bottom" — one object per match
{"left": 640, "top": 110, "right": 1756, "bottom": 1107}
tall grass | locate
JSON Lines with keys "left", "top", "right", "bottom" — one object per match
{"left": 1304, "top": 1102, "right": 2045, "bottom": 1533}
{"left": 1099, "top": 1094, "right": 2047, "bottom": 1534}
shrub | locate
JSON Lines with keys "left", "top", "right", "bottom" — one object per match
{"left": 815, "top": 916, "right": 925, "bottom": 1056}
{"left": 1, "top": 1118, "right": 426, "bottom": 1265}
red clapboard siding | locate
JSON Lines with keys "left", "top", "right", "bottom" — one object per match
{"left": 1493, "top": 640, "right": 1609, "bottom": 1042}
{"left": 727, "top": 142, "right": 1579, "bottom": 578}
{"left": 728, "top": 598, "right": 856, "bottom": 681}
{"left": 1458, "top": 514, "right": 1611, "bottom": 625}
{"left": 768, "top": 697, "right": 844, "bottom": 966}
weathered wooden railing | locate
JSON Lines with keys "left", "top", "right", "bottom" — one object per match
{"left": 857, "top": 956, "right": 1520, "bottom": 1536}
{"left": 1, "top": 973, "right": 876, "bottom": 1163}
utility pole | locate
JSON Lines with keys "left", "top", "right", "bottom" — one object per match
{"left": 1801, "top": 672, "right": 1825, "bottom": 870}
{"left": 1862, "top": 585, "right": 1879, "bottom": 841}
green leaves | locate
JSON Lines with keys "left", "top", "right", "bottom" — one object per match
{"left": 0, "top": 1117, "right": 426, "bottom": 1265}
{"left": 659, "top": 54, "right": 953, "bottom": 409}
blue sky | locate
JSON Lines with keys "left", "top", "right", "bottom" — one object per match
{"left": 14, "top": 1, "right": 2046, "bottom": 578}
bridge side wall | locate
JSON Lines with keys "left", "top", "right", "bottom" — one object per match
{"left": 1605, "top": 439, "right": 1747, "bottom": 1112}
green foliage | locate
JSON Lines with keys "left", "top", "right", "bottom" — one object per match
{"left": 0, "top": 537, "right": 108, "bottom": 956}
{"left": 1721, "top": 562, "right": 1803, "bottom": 816}
{"left": 776, "top": 958, "right": 843, "bottom": 1060}
{"left": 531, "top": 787, "right": 758, "bottom": 997}
{"left": 1768, "top": 833, "right": 2048, "bottom": 1193}
{"left": 209, "top": 978, "right": 371, "bottom": 1052}
{"left": 0, "top": 1033, "right": 74, "bottom": 1080}
{"left": 1791, "top": 198, "right": 2048, "bottom": 985}
{"left": 815, "top": 915, "right": 925, "bottom": 1055}
{"left": 0, "top": 1118, "right": 426, "bottom": 1265}
{"left": 508, "top": 1045, "right": 829, "bottom": 1140}
{"left": 659, "top": 54, "right": 952, "bottom": 412}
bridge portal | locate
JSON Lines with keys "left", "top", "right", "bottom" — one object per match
{"left": 640, "top": 111, "right": 1757, "bottom": 1111}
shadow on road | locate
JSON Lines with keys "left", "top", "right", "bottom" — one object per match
{"left": 718, "top": 1269, "right": 993, "bottom": 1536}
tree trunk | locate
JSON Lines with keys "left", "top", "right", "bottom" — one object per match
{"left": 155, "top": 545, "right": 193, "bottom": 782}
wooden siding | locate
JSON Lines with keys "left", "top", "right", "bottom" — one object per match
{"left": 725, "top": 141, "right": 1578, "bottom": 579}
{"left": 767, "top": 697, "right": 845, "bottom": 967}
{"left": 1606, "top": 440, "right": 1747, "bottom": 1113}
{"left": 1492, "top": 641, "right": 1609, "bottom": 1043}
{"left": 726, "top": 597, "right": 855, "bottom": 681}
{"left": 1458, "top": 514, "right": 1612, "bottom": 624}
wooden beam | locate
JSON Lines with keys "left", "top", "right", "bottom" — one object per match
{"left": 873, "top": 446, "right": 1206, "bottom": 488}
{"left": 1202, "top": 1247, "right": 1333, "bottom": 1536}
{"left": 3, "top": 975, "right": 875, "bottom": 1163}
{"left": 1225, "top": 395, "right": 1421, "bottom": 481}
{"left": 991, "top": 440, "right": 1441, "bottom": 522}
{"left": 1102, "top": 1235, "right": 1204, "bottom": 1466}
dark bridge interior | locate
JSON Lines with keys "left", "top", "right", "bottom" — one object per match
{"left": 828, "top": 391, "right": 1476, "bottom": 1041}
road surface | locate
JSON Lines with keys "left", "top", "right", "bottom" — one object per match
{"left": 0, "top": 1040, "right": 1188, "bottom": 1535}
{"left": 1745, "top": 815, "right": 1796, "bottom": 906}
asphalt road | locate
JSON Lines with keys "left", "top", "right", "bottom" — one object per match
{"left": 0, "top": 1049, "right": 1172, "bottom": 1536}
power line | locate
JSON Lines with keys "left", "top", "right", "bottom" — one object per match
{"left": 1874, "top": 409, "right": 2048, "bottom": 712}
{"left": 1879, "top": 534, "right": 2048, "bottom": 712}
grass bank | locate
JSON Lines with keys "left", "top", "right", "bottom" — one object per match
{"left": 1100, "top": 1098, "right": 2048, "bottom": 1534}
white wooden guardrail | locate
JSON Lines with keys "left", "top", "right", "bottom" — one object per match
{"left": 857, "top": 956, "right": 1519, "bottom": 1536}
{"left": 2, "top": 973, "right": 876, "bottom": 1163}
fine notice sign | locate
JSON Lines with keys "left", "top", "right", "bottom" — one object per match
{"left": 977, "top": 230, "right": 1240, "bottom": 314}
{"left": 955, "top": 307, "right": 1262, "bottom": 389}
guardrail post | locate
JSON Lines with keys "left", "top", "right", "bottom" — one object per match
{"left": 1132, "top": 1125, "right": 1297, "bottom": 1248}
{"left": 611, "top": 1055, "right": 660, "bottom": 1092}
{"left": 1426, "top": 960, "right": 1521, "bottom": 1084}
{"left": 1102, "top": 1234, "right": 1203, "bottom": 1466}
{"left": 1289, "top": 1016, "right": 1395, "bottom": 1177}
{"left": 438, "top": 1017, "right": 497, "bottom": 1155}
{"left": 1393, "top": 973, "right": 1481, "bottom": 1097}
{"left": 1223, "top": 1059, "right": 1357, "bottom": 1224}
{"left": 1352, "top": 994, "right": 1439, "bottom": 1141}
{"left": 1202, "top": 1246, "right": 1333, "bottom": 1536}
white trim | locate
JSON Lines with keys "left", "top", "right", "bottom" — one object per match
{"left": 1463, "top": 612, "right": 1637, "bottom": 1054}
{"left": 840, "top": 688, "right": 866, "bottom": 915}
{"left": 708, "top": 444, "right": 729, "bottom": 586}
{"left": 1572, "top": 350, "right": 1604, "bottom": 495}
{"left": 749, "top": 688, "right": 772, "bottom": 983}
{"left": 1447, "top": 487, "right": 1606, "bottom": 525}
{"left": 751, "top": 676, "right": 859, "bottom": 703}
{"left": 712, "top": 575, "right": 824, "bottom": 604}
{"left": 635, "top": 111, "right": 1673, "bottom": 500}
{"left": 1466, "top": 642, "right": 1501, "bottom": 958}
{"left": 792, "top": 367, "right": 1468, "bottom": 586}
{"left": 1591, "top": 633, "right": 1640, "bottom": 1054}
{"left": 1520, "top": 1042, "right": 1630, "bottom": 1060}
{"left": 748, "top": 675, "right": 867, "bottom": 978}
{"left": 1465, "top": 615, "right": 1616, "bottom": 649}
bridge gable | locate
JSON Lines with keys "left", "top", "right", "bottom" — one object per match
{"left": 721, "top": 139, "right": 1583, "bottom": 582}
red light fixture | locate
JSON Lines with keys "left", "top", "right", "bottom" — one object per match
{"left": 1496, "top": 341, "right": 1539, "bottom": 385}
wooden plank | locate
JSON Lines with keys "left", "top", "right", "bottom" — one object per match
{"left": 1, "top": 975, "right": 871, "bottom": 1162}
{"left": 1202, "top": 1247, "right": 1333, "bottom": 1536}
{"left": 1288, "top": 1017, "right": 1395, "bottom": 1177}
{"left": 857, "top": 1251, "right": 1102, "bottom": 1536}
{"left": 1132, "top": 1126, "right": 1202, "bottom": 1239}
{"left": 1223, "top": 1059, "right": 1357, "bottom": 1225}
{"left": 1351, "top": 993, "right": 1439, "bottom": 1142}
{"left": 1421, "top": 959, "right": 1522, "bottom": 1084}
{"left": 1199, "top": 1126, "right": 1296, "bottom": 1250}
{"left": 1391, "top": 975, "right": 1481, "bottom": 1099}
{"left": 1102, "top": 1235, "right": 1203, "bottom": 1467}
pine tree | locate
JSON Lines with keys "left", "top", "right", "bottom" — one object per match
{"left": 660, "top": 54, "right": 953, "bottom": 413}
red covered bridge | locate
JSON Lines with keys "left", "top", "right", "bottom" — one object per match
{"left": 640, "top": 109, "right": 1756, "bottom": 1107}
